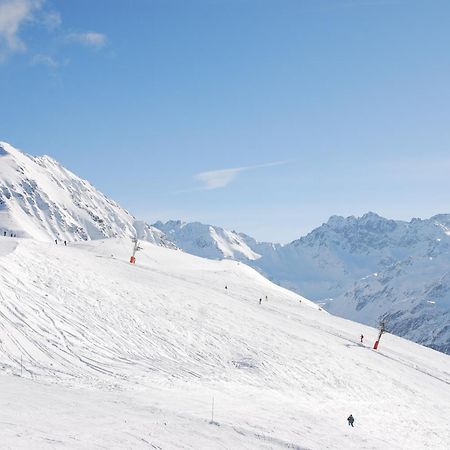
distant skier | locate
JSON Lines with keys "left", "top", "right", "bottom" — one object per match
{"left": 265, "top": 295, "right": 268, "bottom": 301}
{"left": 3, "top": 231, "right": 6, "bottom": 236}
{"left": 347, "top": 414, "right": 354, "bottom": 427}
{"left": 55, "top": 239, "right": 58, "bottom": 245}
{"left": 64, "top": 240, "right": 67, "bottom": 246}
{"left": 360, "top": 334, "right": 364, "bottom": 343}
{"left": 225, "top": 285, "right": 228, "bottom": 290}
{"left": 259, "top": 298, "right": 262, "bottom": 305}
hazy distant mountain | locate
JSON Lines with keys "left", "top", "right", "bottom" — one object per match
{"left": 154, "top": 213, "right": 450, "bottom": 354}
{"left": 153, "top": 220, "right": 262, "bottom": 261}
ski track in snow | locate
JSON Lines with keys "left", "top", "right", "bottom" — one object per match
{"left": 0, "top": 237, "right": 449, "bottom": 449}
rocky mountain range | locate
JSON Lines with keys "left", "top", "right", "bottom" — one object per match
{"left": 153, "top": 214, "right": 450, "bottom": 354}
{"left": 1, "top": 141, "right": 448, "bottom": 354}
{"left": 0, "top": 142, "right": 171, "bottom": 246}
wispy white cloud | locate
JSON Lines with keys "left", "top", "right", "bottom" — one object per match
{"left": 194, "top": 160, "right": 291, "bottom": 191}
{"left": 0, "top": 0, "right": 43, "bottom": 59}
{"left": 195, "top": 167, "right": 244, "bottom": 190}
{"left": 30, "top": 52, "right": 58, "bottom": 67}
{"left": 41, "top": 9, "right": 60, "bottom": 30}
{"left": 66, "top": 31, "right": 107, "bottom": 49}
{"left": 0, "top": 0, "right": 107, "bottom": 63}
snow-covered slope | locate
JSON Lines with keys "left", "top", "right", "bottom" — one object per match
{"left": 153, "top": 220, "right": 262, "bottom": 261}
{"left": 156, "top": 214, "right": 450, "bottom": 355}
{"left": 280, "top": 213, "right": 450, "bottom": 354}
{"left": 0, "top": 237, "right": 449, "bottom": 449}
{"left": 328, "top": 255, "right": 450, "bottom": 354}
{"left": 0, "top": 141, "right": 169, "bottom": 245}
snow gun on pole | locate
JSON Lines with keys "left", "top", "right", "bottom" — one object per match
{"left": 130, "top": 238, "right": 142, "bottom": 264}
{"left": 373, "top": 320, "right": 386, "bottom": 350}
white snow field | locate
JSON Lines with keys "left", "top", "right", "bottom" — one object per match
{"left": 0, "top": 237, "right": 449, "bottom": 449}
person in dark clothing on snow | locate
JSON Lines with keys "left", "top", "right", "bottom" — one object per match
{"left": 360, "top": 334, "right": 364, "bottom": 343}
{"left": 347, "top": 414, "right": 355, "bottom": 427}
{"left": 259, "top": 298, "right": 262, "bottom": 305}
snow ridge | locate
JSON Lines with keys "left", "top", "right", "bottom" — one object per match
{"left": 0, "top": 142, "right": 171, "bottom": 246}
{"left": 153, "top": 220, "right": 261, "bottom": 261}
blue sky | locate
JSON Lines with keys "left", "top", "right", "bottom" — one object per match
{"left": 1, "top": 0, "right": 450, "bottom": 242}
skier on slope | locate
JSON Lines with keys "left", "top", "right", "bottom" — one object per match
{"left": 360, "top": 334, "right": 364, "bottom": 343}
{"left": 347, "top": 414, "right": 355, "bottom": 427}
{"left": 259, "top": 298, "right": 262, "bottom": 305}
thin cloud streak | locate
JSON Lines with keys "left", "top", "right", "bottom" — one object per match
{"left": 31, "top": 53, "right": 58, "bottom": 67}
{"left": 65, "top": 31, "right": 107, "bottom": 48}
{"left": 194, "top": 160, "right": 291, "bottom": 191}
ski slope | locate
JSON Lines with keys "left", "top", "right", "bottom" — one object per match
{"left": 156, "top": 214, "right": 450, "bottom": 354}
{"left": 0, "top": 237, "right": 449, "bottom": 449}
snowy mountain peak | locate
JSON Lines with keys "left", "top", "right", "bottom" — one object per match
{"left": 0, "top": 141, "right": 21, "bottom": 154}
{"left": 153, "top": 219, "right": 262, "bottom": 261}
{"left": 0, "top": 142, "right": 11, "bottom": 156}
{"left": 322, "top": 211, "right": 396, "bottom": 233}
{"left": 0, "top": 141, "right": 170, "bottom": 246}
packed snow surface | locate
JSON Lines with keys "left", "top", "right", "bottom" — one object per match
{"left": 0, "top": 236, "right": 449, "bottom": 449}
